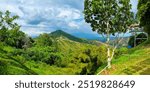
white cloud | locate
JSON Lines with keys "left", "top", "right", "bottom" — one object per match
{"left": 57, "top": 8, "right": 81, "bottom": 20}
{"left": 0, "top": 0, "right": 138, "bottom": 38}
{"left": 0, "top": 3, "right": 23, "bottom": 17}
{"left": 68, "top": 22, "right": 79, "bottom": 29}
{"left": 22, "top": 27, "right": 51, "bottom": 37}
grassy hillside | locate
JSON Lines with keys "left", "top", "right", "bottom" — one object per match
{"left": 96, "top": 38, "right": 150, "bottom": 75}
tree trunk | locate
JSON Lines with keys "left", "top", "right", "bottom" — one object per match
{"left": 107, "top": 38, "right": 111, "bottom": 69}
{"left": 106, "top": 22, "right": 111, "bottom": 69}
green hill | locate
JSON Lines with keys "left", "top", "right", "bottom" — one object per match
{"left": 50, "top": 30, "right": 88, "bottom": 43}
{"left": 0, "top": 31, "right": 106, "bottom": 75}
{"left": 49, "top": 30, "right": 103, "bottom": 45}
{"left": 1, "top": 28, "right": 149, "bottom": 75}
{"left": 96, "top": 38, "right": 150, "bottom": 75}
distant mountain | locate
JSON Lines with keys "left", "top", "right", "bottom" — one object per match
{"left": 71, "top": 32, "right": 125, "bottom": 42}
{"left": 49, "top": 30, "right": 88, "bottom": 43}
{"left": 49, "top": 30, "right": 106, "bottom": 46}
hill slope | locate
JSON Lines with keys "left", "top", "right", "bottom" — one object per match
{"left": 49, "top": 30, "right": 104, "bottom": 45}
{"left": 96, "top": 38, "right": 150, "bottom": 75}
{"left": 0, "top": 31, "right": 106, "bottom": 75}
{"left": 50, "top": 30, "right": 88, "bottom": 43}
{"left": 0, "top": 44, "right": 37, "bottom": 75}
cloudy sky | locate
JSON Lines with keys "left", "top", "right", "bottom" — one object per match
{"left": 0, "top": 0, "right": 138, "bottom": 38}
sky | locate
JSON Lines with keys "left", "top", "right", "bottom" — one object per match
{"left": 0, "top": 0, "right": 138, "bottom": 38}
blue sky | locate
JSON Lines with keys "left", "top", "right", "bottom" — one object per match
{"left": 0, "top": 0, "right": 138, "bottom": 38}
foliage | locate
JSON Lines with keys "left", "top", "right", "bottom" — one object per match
{"left": 0, "top": 10, "right": 33, "bottom": 49}
{"left": 0, "top": 10, "right": 19, "bottom": 42}
{"left": 84, "top": 0, "right": 133, "bottom": 68}
{"left": 143, "top": 25, "right": 150, "bottom": 35}
{"left": 77, "top": 46, "right": 107, "bottom": 74}
{"left": 84, "top": 0, "right": 133, "bottom": 35}
{"left": 138, "top": 0, "right": 150, "bottom": 34}
{"left": 96, "top": 39, "right": 150, "bottom": 75}
{"left": 115, "top": 47, "right": 128, "bottom": 58}
{"left": 35, "top": 33, "right": 53, "bottom": 46}
{"left": 0, "top": 10, "right": 107, "bottom": 75}
{"left": 6, "top": 30, "right": 32, "bottom": 49}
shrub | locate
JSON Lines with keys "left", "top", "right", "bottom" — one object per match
{"left": 78, "top": 53, "right": 90, "bottom": 63}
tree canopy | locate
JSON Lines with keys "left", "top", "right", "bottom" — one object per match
{"left": 0, "top": 10, "right": 32, "bottom": 48}
{"left": 138, "top": 0, "right": 150, "bottom": 34}
{"left": 84, "top": 0, "right": 134, "bottom": 35}
{"left": 0, "top": 10, "right": 19, "bottom": 42}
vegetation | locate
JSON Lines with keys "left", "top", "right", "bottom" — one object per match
{"left": 96, "top": 38, "right": 150, "bottom": 75}
{"left": 0, "top": 36, "right": 107, "bottom": 75}
{"left": 0, "top": 10, "right": 107, "bottom": 75}
{"left": 138, "top": 0, "right": 150, "bottom": 34}
{"left": 50, "top": 30, "right": 88, "bottom": 43}
{"left": 0, "top": 0, "right": 149, "bottom": 75}
{"left": 84, "top": 0, "right": 134, "bottom": 68}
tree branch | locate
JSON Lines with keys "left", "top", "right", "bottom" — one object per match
{"left": 110, "top": 33, "right": 125, "bottom": 60}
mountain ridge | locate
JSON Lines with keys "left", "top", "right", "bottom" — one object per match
{"left": 49, "top": 30, "right": 104, "bottom": 46}
{"left": 49, "top": 30, "right": 88, "bottom": 43}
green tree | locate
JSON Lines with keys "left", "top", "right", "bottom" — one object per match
{"left": 35, "top": 33, "right": 53, "bottom": 46}
{"left": 5, "top": 24, "right": 33, "bottom": 49}
{"left": 0, "top": 10, "right": 32, "bottom": 48}
{"left": 0, "top": 10, "right": 19, "bottom": 42}
{"left": 138, "top": 0, "right": 150, "bottom": 34}
{"left": 84, "top": 0, "right": 133, "bottom": 69}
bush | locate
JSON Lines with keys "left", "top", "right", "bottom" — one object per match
{"left": 118, "top": 47, "right": 128, "bottom": 54}
{"left": 78, "top": 53, "right": 90, "bottom": 63}
{"left": 24, "top": 46, "right": 66, "bottom": 67}
{"left": 51, "top": 53, "right": 65, "bottom": 67}
{"left": 5, "top": 30, "right": 33, "bottom": 49}
{"left": 115, "top": 47, "right": 128, "bottom": 58}
{"left": 0, "top": 58, "right": 8, "bottom": 74}
{"left": 80, "top": 67, "right": 87, "bottom": 75}
{"left": 82, "top": 46, "right": 107, "bottom": 75}
{"left": 90, "top": 46, "right": 107, "bottom": 66}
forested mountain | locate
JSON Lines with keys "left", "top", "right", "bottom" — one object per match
{"left": 50, "top": 30, "right": 87, "bottom": 43}
{"left": 49, "top": 30, "right": 104, "bottom": 46}
{"left": 0, "top": 19, "right": 107, "bottom": 75}
{"left": 0, "top": 34, "right": 107, "bottom": 75}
